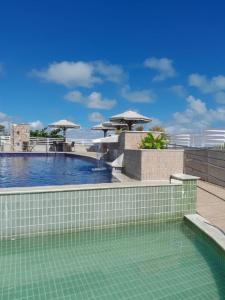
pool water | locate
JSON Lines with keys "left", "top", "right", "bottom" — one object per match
{"left": 0, "top": 221, "right": 224, "bottom": 299}
{"left": 0, "top": 154, "right": 112, "bottom": 187}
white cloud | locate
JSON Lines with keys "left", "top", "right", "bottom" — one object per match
{"left": 0, "top": 114, "right": 45, "bottom": 132}
{"left": 144, "top": 57, "right": 176, "bottom": 81}
{"left": 189, "top": 73, "right": 225, "bottom": 94}
{"left": 0, "top": 112, "right": 9, "bottom": 121}
{"left": 31, "top": 60, "right": 125, "bottom": 88}
{"left": 148, "top": 117, "right": 162, "bottom": 130}
{"left": 29, "top": 120, "right": 44, "bottom": 130}
{"left": 65, "top": 90, "right": 117, "bottom": 110}
{"left": 121, "top": 85, "right": 155, "bottom": 103}
{"left": 31, "top": 61, "right": 99, "bottom": 88}
{"left": 67, "top": 127, "right": 102, "bottom": 140}
{"left": 0, "top": 111, "right": 11, "bottom": 131}
{"left": 165, "top": 95, "right": 225, "bottom": 134}
{"left": 88, "top": 112, "right": 105, "bottom": 123}
{"left": 93, "top": 61, "right": 125, "bottom": 83}
{"left": 214, "top": 91, "right": 225, "bottom": 104}
{"left": 170, "top": 85, "right": 187, "bottom": 98}
{"left": 186, "top": 95, "right": 207, "bottom": 115}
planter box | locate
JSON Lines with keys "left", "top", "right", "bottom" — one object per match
{"left": 124, "top": 149, "right": 184, "bottom": 180}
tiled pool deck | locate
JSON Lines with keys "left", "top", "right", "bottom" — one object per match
{"left": 197, "top": 180, "right": 225, "bottom": 232}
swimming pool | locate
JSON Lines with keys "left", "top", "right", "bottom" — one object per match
{"left": 0, "top": 220, "right": 224, "bottom": 299}
{"left": 0, "top": 153, "right": 113, "bottom": 187}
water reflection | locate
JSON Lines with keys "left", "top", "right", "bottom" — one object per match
{"left": 0, "top": 154, "right": 112, "bottom": 187}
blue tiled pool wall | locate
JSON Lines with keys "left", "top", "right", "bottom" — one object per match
{"left": 0, "top": 180, "right": 197, "bottom": 239}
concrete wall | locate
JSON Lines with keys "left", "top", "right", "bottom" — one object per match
{"left": 0, "top": 178, "right": 196, "bottom": 239}
{"left": 184, "top": 149, "right": 225, "bottom": 187}
{"left": 124, "top": 149, "right": 184, "bottom": 180}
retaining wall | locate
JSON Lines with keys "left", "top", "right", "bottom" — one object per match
{"left": 0, "top": 176, "right": 196, "bottom": 239}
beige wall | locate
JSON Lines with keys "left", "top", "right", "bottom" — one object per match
{"left": 184, "top": 149, "right": 225, "bottom": 187}
{"left": 124, "top": 149, "right": 184, "bottom": 180}
{"left": 118, "top": 131, "right": 149, "bottom": 150}
{"left": 105, "top": 131, "right": 149, "bottom": 162}
{"left": 106, "top": 131, "right": 165, "bottom": 164}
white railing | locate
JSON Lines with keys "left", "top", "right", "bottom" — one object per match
{"left": 29, "top": 137, "right": 65, "bottom": 145}
{"left": 169, "top": 129, "right": 225, "bottom": 148}
{"left": 70, "top": 139, "right": 94, "bottom": 145}
{"left": 2, "top": 130, "right": 225, "bottom": 150}
{"left": 0, "top": 136, "right": 94, "bottom": 152}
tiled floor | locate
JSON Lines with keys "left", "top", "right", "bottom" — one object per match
{"left": 197, "top": 180, "right": 225, "bottom": 231}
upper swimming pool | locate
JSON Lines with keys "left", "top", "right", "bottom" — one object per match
{"left": 0, "top": 153, "right": 113, "bottom": 187}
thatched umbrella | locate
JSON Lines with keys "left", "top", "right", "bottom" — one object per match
{"left": 110, "top": 110, "right": 151, "bottom": 130}
{"left": 48, "top": 119, "right": 80, "bottom": 139}
{"left": 91, "top": 123, "right": 115, "bottom": 137}
{"left": 102, "top": 121, "right": 128, "bottom": 130}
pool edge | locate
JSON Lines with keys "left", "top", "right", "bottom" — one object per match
{"left": 185, "top": 214, "right": 225, "bottom": 252}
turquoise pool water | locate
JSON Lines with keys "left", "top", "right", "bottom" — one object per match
{"left": 0, "top": 221, "right": 224, "bottom": 299}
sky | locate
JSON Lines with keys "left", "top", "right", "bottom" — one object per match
{"left": 1, "top": 0, "right": 225, "bottom": 136}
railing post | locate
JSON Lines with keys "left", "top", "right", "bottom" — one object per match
{"left": 46, "top": 138, "right": 49, "bottom": 153}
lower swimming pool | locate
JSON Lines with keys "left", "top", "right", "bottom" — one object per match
{"left": 1, "top": 221, "right": 224, "bottom": 299}
{"left": 0, "top": 153, "right": 112, "bottom": 187}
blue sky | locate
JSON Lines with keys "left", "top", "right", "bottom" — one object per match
{"left": 1, "top": 0, "right": 225, "bottom": 134}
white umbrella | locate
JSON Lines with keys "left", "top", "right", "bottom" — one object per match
{"left": 102, "top": 121, "right": 128, "bottom": 130}
{"left": 91, "top": 123, "right": 115, "bottom": 137}
{"left": 110, "top": 110, "right": 151, "bottom": 130}
{"left": 48, "top": 119, "right": 80, "bottom": 139}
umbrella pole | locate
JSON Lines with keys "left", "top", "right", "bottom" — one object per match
{"left": 63, "top": 128, "right": 66, "bottom": 141}
{"left": 103, "top": 129, "right": 107, "bottom": 137}
{"left": 127, "top": 121, "right": 132, "bottom": 131}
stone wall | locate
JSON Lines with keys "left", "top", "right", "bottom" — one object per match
{"left": 124, "top": 149, "right": 184, "bottom": 180}
{"left": 10, "top": 124, "right": 30, "bottom": 151}
{"left": 184, "top": 149, "right": 225, "bottom": 187}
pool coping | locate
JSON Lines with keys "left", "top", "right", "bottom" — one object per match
{"left": 0, "top": 180, "right": 182, "bottom": 194}
{"left": 185, "top": 214, "right": 225, "bottom": 252}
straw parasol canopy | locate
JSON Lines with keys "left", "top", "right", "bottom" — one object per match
{"left": 102, "top": 121, "right": 128, "bottom": 130}
{"left": 48, "top": 119, "right": 80, "bottom": 139}
{"left": 110, "top": 110, "right": 151, "bottom": 130}
{"left": 91, "top": 123, "right": 115, "bottom": 137}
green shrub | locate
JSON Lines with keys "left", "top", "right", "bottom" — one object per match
{"left": 30, "top": 128, "right": 63, "bottom": 138}
{"left": 139, "top": 132, "right": 167, "bottom": 149}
